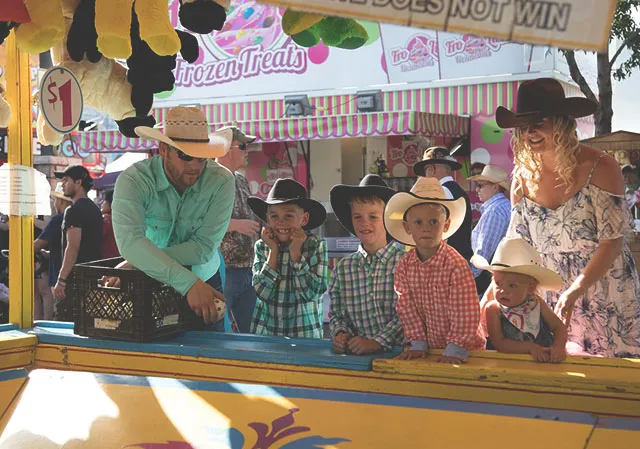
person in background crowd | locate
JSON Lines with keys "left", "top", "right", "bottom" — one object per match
{"left": 329, "top": 175, "right": 404, "bottom": 355}
{"left": 248, "top": 178, "right": 328, "bottom": 339}
{"left": 112, "top": 107, "right": 234, "bottom": 328}
{"left": 470, "top": 162, "right": 486, "bottom": 178}
{"left": 622, "top": 165, "right": 639, "bottom": 214}
{"left": 101, "top": 190, "right": 119, "bottom": 259}
{"left": 413, "top": 147, "right": 473, "bottom": 262}
{"left": 497, "top": 77, "right": 640, "bottom": 357}
{"left": 53, "top": 166, "right": 103, "bottom": 321}
{"left": 385, "top": 177, "right": 485, "bottom": 364}
{"left": 467, "top": 165, "right": 511, "bottom": 297}
{"left": 216, "top": 126, "right": 260, "bottom": 333}
{"left": 34, "top": 183, "right": 71, "bottom": 320}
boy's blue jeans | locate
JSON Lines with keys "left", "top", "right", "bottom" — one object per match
{"left": 223, "top": 267, "right": 257, "bottom": 333}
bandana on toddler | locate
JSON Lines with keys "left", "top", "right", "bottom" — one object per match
{"left": 499, "top": 296, "right": 541, "bottom": 338}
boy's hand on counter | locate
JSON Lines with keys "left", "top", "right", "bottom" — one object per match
{"left": 332, "top": 332, "right": 349, "bottom": 353}
{"left": 347, "top": 336, "right": 382, "bottom": 355}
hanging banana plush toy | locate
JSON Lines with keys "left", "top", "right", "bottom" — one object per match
{"left": 281, "top": 8, "right": 369, "bottom": 50}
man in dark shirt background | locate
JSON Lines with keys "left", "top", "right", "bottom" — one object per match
{"left": 52, "top": 165, "right": 103, "bottom": 321}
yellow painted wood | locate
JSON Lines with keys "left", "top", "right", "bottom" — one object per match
{"left": 0, "top": 369, "right": 611, "bottom": 449}
{"left": 0, "top": 377, "right": 26, "bottom": 426}
{"left": 373, "top": 354, "right": 640, "bottom": 395}
{"left": 5, "top": 32, "right": 34, "bottom": 329}
{"left": 587, "top": 427, "right": 640, "bottom": 448}
{"left": 0, "top": 331, "right": 36, "bottom": 371}
{"left": 33, "top": 344, "right": 640, "bottom": 417}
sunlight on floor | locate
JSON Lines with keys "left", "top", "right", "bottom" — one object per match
{"left": 149, "top": 377, "right": 231, "bottom": 447}
{"left": 1, "top": 370, "right": 119, "bottom": 446}
{"left": 229, "top": 382, "right": 296, "bottom": 410}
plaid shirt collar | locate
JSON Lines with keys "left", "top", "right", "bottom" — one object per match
{"left": 409, "top": 242, "right": 448, "bottom": 267}
{"left": 355, "top": 242, "right": 399, "bottom": 265}
{"left": 480, "top": 192, "right": 508, "bottom": 213}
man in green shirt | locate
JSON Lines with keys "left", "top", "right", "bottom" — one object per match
{"left": 111, "top": 107, "right": 235, "bottom": 325}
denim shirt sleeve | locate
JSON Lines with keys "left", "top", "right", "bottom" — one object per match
{"left": 161, "top": 174, "right": 235, "bottom": 266}
{"left": 112, "top": 171, "right": 199, "bottom": 295}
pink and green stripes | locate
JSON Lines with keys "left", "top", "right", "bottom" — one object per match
{"left": 212, "top": 111, "right": 469, "bottom": 143}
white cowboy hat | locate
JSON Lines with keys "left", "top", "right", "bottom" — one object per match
{"left": 467, "top": 165, "right": 510, "bottom": 191}
{"left": 134, "top": 107, "right": 232, "bottom": 158}
{"left": 471, "top": 237, "right": 564, "bottom": 290}
{"left": 50, "top": 182, "right": 69, "bottom": 201}
{"left": 383, "top": 177, "right": 466, "bottom": 246}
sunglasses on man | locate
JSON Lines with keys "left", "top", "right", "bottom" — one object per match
{"left": 169, "top": 146, "right": 207, "bottom": 163}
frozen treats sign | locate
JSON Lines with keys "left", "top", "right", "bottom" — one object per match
{"left": 264, "top": 0, "right": 617, "bottom": 52}
{"left": 172, "top": 1, "right": 308, "bottom": 88}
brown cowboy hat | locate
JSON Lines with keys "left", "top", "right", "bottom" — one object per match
{"left": 413, "top": 146, "right": 462, "bottom": 176}
{"left": 248, "top": 178, "right": 327, "bottom": 230}
{"left": 330, "top": 174, "right": 396, "bottom": 236}
{"left": 495, "top": 78, "right": 597, "bottom": 129}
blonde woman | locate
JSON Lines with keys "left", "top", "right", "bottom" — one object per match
{"left": 496, "top": 78, "right": 640, "bottom": 358}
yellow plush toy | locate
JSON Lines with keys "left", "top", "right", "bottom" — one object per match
{"left": 15, "top": 0, "right": 65, "bottom": 54}
{"left": 96, "top": 0, "right": 181, "bottom": 59}
{"left": 37, "top": 0, "right": 138, "bottom": 146}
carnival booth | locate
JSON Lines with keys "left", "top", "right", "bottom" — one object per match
{"left": 1, "top": 0, "right": 639, "bottom": 447}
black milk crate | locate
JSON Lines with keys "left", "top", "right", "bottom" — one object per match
{"left": 73, "top": 257, "right": 187, "bottom": 342}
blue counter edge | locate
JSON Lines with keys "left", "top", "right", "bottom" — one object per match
{"left": 9, "top": 321, "right": 401, "bottom": 371}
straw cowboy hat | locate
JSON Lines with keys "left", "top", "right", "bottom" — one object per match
{"left": 413, "top": 146, "right": 462, "bottom": 176}
{"left": 248, "top": 178, "right": 327, "bottom": 231}
{"left": 383, "top": 177, "right": 466, "bottom": 246}
{"left": 135, "top": 107, "right": 232, "bottom": 158}
{"left": 467, "top": 165, "right": 510, "bottom": 191}
{"left": 330, "top": 174, "right": 396, "bottom": 236}
{"left": 50, "top": 182, "right": 69, "bottom": 201}
{"left": 471, "top": 237, "right": 564, "bottom": 290}
{"left": 495, "top": 78, "right": 597, "bottom": 129}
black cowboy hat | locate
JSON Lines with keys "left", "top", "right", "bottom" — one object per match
{"left": 330, "top": 174, "right": 396, "bottom": 236}
{"left": 495, "top": 78, "right": 597, "bottom": 129}
{"left": 413, "top": 146, "right": 462, "bottom": 176}
{"left": 248, "top": 178, "right": 326, "bottom": 230}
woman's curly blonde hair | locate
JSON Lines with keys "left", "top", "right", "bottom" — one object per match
{"left": 511, "top": 116, "right": 580, "bottom": 197}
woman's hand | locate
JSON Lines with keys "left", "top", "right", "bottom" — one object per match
{"left": 554, "top": 288, "right": 582, "bottom": 325}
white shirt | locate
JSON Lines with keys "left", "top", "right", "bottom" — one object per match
{"left": 438, "top": 176, "right": 454, "bottom": 199}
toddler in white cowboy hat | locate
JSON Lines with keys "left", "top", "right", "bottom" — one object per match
{"left": 384, "top": 177, "right": 485, "bottom": 364}
{"left": 472, "top": 237, "right": 567, "bottom": 363}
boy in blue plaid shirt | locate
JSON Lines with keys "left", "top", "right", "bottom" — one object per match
{"left": 248, "top": 178, "right": 328, "bottom": 338}
{"left": 329, "top": 175, "right": 404, "bottom": 354}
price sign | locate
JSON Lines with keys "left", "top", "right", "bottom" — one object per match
{"left": 39, "top": 67, "right": 83, "bottom": 134}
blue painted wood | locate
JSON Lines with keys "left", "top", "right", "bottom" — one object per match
{"left": 0, "top": 323, "right": 19, "bottom": 332}
{"left": 0, "top": 368, "right": 27, "bottom": 382}
{"left": 30, "top": 323, "right": 400, "bottom": 371}
{"left": 34, "top": 321, "right": 74, "bottom": 329}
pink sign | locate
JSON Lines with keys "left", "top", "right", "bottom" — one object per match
{"left": 245, "top": 143, "right": 308, "bottom": 199}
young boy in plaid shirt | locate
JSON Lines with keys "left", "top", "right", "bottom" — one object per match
{"left": 384, "top": 177, "right": 485, "bottom": 363}
{"left": 329, "top": 175, "right": 404, "bottom": 355}
{"left": 248, "top": 178, "right": 328, "bottom": 338}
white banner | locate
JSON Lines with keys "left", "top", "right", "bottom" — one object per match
{"left": 262, "top": 0, "right": 616, "bottom": 52}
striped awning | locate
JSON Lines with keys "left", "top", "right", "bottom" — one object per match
{"left": 78, "top": 110, "right": 468, "bottom": 151}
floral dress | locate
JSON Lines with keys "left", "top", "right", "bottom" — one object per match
{"left": 509, "top": 168, "right": 640, "bottom": 357}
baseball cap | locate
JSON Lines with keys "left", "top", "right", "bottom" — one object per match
{"left": 218, "top": 126, "right": 256, "bottom": 145}
{"left": 54, "top": 165, "right": 91, "bottom": 181}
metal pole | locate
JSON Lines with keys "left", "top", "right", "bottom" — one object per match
{"left": 6, "top": 32, "right": 34, "bottom": 328}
